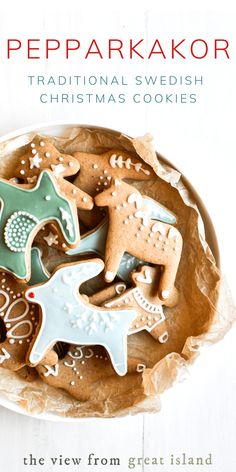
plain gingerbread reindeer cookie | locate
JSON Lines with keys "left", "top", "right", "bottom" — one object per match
{"left": 36, "top": 344, "right": 147, "bottom": 402}
{"left": 14, "top": 135, "right": 93, "bottom": 212}
{"left": 95, "top": 179, "right": 183, "bottom": 301}
{"left": 72, "top": 149, "right": 156, "bottom": 227}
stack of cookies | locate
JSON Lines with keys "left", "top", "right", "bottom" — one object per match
{"left": 0, "top": 134, "right": 184, "bottom": 403}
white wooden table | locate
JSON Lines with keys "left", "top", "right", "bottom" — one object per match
{"left": 0, "top": 1, "right": 235, "bottom": 471}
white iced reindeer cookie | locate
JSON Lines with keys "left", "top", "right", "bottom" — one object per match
{"left": 25, "top": 259, "right": 137, "bottom": 376}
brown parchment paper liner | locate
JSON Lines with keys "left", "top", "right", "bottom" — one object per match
{"left": 0, "top": 126, "right": 235, "bottom": 418}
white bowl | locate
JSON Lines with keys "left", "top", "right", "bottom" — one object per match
{"left": 0, "top": 122, "right": 219, "bottom": 421}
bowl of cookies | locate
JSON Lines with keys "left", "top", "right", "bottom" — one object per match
{"left": 0, "top": 123, "right": 231, "bottom": 420}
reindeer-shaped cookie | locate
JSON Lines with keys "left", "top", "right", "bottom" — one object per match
{"left": 25, "top": 259, "right": 137, "bottom": 376}
{"left": 90, "top": 266, "right": 178, "bottom": 344}
{"left": 0, "top": 170, "right": 80, "bottom": 281}
{"left": 95, "top": 180, "right": 183, "bottom": 301}
{"left": 37, "top": 344, "right": 147, "bottom": 402}
{"left": 72, "top": 149, "right": 156, "bottom": 227}
{"left": 15, "top": 135, "right": 93, "bottom": 211}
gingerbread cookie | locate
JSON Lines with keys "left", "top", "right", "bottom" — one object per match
{"left": 68, "top": 197, "right": 176, "bottom": 282}
{"left": 37, "top": 344, "right": 147, "bottom": 402}
{"left": 0, "top": 170, "right": 80, "bottom": 281}
{"left": 89, "top": 266, "right": 178, "bottom": 343}
{"left": 0, "top": 269, "right": 57, "bottom": 372}
{"left": 95, "top": 179, "right": 183, "bottom": 300}
{"left": 72, "top": 149, "right": 156, "bottom": 227}
{"left": 89, "top": 281, "right": 127, "bottom": 305}
{"left": 14, "top": 135, "right": 93, "bottom": 211}
{"left": 25, "top": 259, "right": 137, "bottom": 376}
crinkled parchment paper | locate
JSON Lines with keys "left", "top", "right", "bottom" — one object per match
{"left": 0, "top": 126, "right": 235, "bottom": 418}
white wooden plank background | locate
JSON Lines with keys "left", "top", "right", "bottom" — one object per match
{"left": 0, "top": 1, "right": 235, "bottom": 471}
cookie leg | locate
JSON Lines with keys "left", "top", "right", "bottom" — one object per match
{"left": 104, "top": 249, "right": 124, "bottom": 283}
{"left": 29, "top": 331, "right": 53, "bottom": 365}
{"left": 158, "top": 262, "right": 179, "bottom": 301}
{"left": 150, "top": 321, "right": 169, "bottom": 344}
{"left": 105, "top": 338, "right": 128, "bottom": 376}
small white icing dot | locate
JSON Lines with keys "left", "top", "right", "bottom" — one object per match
{"left": 104, "top": 182, "right": 108, "bottom": 186}
{"left": 135, "top": 233, "right": 140, "bottom": 238}
{"left": 123, "top": 220, "right": 128, "bottom": 224}
{"left": 19, "top": 340, "right": 23, "bottom": 345}
{"left": 100, "top": 176, "right": 104, "bottom": 180}
{"left": 122, "top": 203, "right": 127, "bottom": 208}
{"left": 70, "top": 381, "right": 75, "bottom": 386}
{"left": 20, "top": 170, "right": 25, "bottom": 175}
{"left": 128, "top": 215, "right": 133, "bottom": 220}
{"left": 27, "top": 339, "right": 30, "bottom": 343}
{"left": 59, "top": 157, "right": 64, "bottom": 162}
{"left": 31, "top": 143, "right": 36, "bottom": 148}
{"left": 79, "top": 376, "right": 83, "bottom": 379}
{"left": 96, "top": 188, "right": 100, "bottom": 192}
{"left": 32, "top": 149, "right": 37, "bottom": 155}
{"left": 62, "top": 243, "right": 66, "bottom": 248}
{"left": 93, "top": 164, "right": 98, "bottom": 169}
{"left": 81, "top": 360, "right": 85, "bottom": 365}
{"left": 82, "top": 197, "right": 88, "bottom": 202}
{"left": 45, "top": 152, "right": 50, "bottom": 158}
{"left": 45, "top": 195, "right": 51, "bottom": 201}
{"left": 39, "top": 141, "right": 45, "bottom": 147}
{"left": 116, "top": 205, "right": 120, "bottom": 210}
{"left": 69, "top": 162, "right": 74, "bottom": 167}
{"left": 21, "top": 160, "right": 25, "bottom": 164}
{"left": 148, "top": 321, "right": 152, "bottom": 326}
{"left": 103, "top": 170, "right": 108, "bottom": 174}
{"left": 162, "top": 290, "right": 170, "bottom": 300}
{"left": 107, "top": 176, "right": 112, "bottom": 180}
{"left": 112, "top": 191, "right": 117, "bottom": 197}
{"left": 9, "top": 339, "right": 15, "bottom": 344}
{"left": 6, "top": 323, "right": 11, "bottom": 328}
{"left": 135, "top": 324, "right": 139, "bottom": 328}
{"left": 72, "top": 189, "right": 77, "bottom": 195}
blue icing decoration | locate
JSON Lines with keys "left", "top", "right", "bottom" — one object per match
{"left": 29, "top": 247, "right": 50, "bottom": 286}
{"left": 26, "top": 259, "right": 137, "bottom": 376}
{"left": 67, "top": 197, "right": 176, "bottom": 282}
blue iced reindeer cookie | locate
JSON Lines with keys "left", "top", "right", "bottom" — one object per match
{"left": 25, "top": 259, "right": 137, "bottom": 376}
{"left": 0, "top": 170, "right": 80, "bottom": 281}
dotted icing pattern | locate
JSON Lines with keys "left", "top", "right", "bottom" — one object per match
{"left": 4, "top": 211, "right": 39, "bottom": 253}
